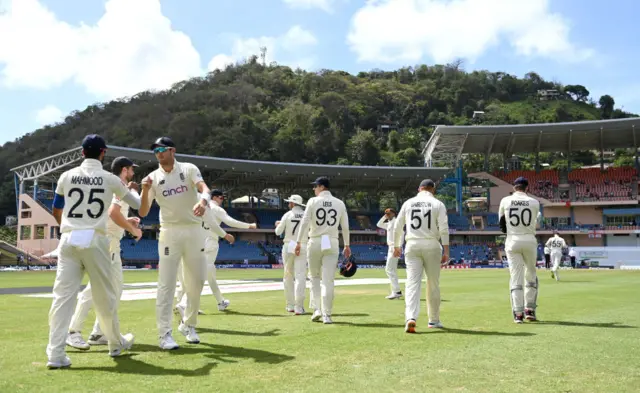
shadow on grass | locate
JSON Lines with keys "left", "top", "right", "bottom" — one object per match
{"left": 197, "top": 328, "right": 281, "bottom": 337}
{"left": 222, "top": 310, "right": 369, "bottom": 318}
{"left": 539, "top": 321, "right": 636, "bottom": 329}
{"left": 70, "top": 343, "right": 295, "bottom": 376}
{"left": 422, "top": 328, "right": 536, "bottom": 337}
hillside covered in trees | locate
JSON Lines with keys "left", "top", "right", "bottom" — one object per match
{"left": 0, "top": 54, "right": 637, "bottom": 219}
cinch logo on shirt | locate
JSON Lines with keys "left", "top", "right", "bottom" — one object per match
{"left": 162, "top": 185, "right": 188, "bottom": 197}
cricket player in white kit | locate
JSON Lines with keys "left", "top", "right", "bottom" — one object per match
{"left": 66, "top": 157, "right": 143, "bottom": 350}
{"left": 546, "top": 231, "right": 567, "bottom": 281}
{"left": 498, "top": 177, "right": 542, "bottom": 323}
{"left": 46, "top": 135, "right": 139, "bottom": 368}
{"left": 393, "top": 179, "right": 449, "bottom": 333}
{"left": 275, "top": 195, "right": 308, "bottom": 314}
{"left": 139, "top": 137, "right": 211, "bottom": 349}
{"left": 295, "top": 177, "right": 351, "bottom": 324}
{"left": 376, "top": 208, "right": 402, "bottom": 299}
{"left": 175, "top": 189, "right": 253, "bottom": 316}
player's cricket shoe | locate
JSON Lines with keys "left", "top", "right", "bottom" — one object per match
{"left": 294, "top": 307, "right": 305, "bottom": 315}
{"left": 311, "top": 310, "right": 322, "bottom": 322}
{"left": 66, "top": 332, "right": 90, "bottom": 350}
{"left": 524, "top": 309, "right": 537, "bottom": 321}
{"left": 286, "top": 305, "right": 295, "bottom": 313}
{"left": 428, "top": 321, "right": 444, "bottom": 329}
{"left": 217, "top": 299, "right": 230, "bottom": 311}
{"left": 178, "top": 323, "right": 201, "bottom": 344}
{"left": 405, "top": 319, "right": 417, "bottom": 333}
{"left": 513, "top": 312, "right": 525, "bottom": 324}
{"left": 159, "top": 332, "right": 180, "bottom": 350}
{"left": 174, "top": 304, "right": 185, "bottom": 320}
{"left": 322, "top": 314, "right": 333, "bottom": 324}
{"left": 88, "top": 334, "right": 108, "bottom": 345}
{"left": 385, "top": 292, "right": 402, "bottom": 300}
{"left": 47, "top": 355, "right": 71, "bottom": 369}
{"left": 109, "top": 333, "right": 135, "bottom": 357}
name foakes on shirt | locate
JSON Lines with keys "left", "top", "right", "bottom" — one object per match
{"left": 510, "top": 200, "right": 531, "bottom": 207}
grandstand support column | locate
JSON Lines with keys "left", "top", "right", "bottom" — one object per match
{"left": 599, "top": 127, "right": 605, "bottom": 171}
{"left": 33, "top": 179, "right": 38, "bottom": 201}
{"left": 633, "top": 125, "right": 638, "bottom": 171}
{"left": 536, "top": 131, "right": 543, "bottom": 172}
{"left": 570, "top": 206, "right": 575, "bottom": 226}
{"left": 484, "top": 133, "right": 497, "bottom": 171}
{"left": 14, "top": 174, "right": 21, "bottom": 214}
{"left": 567, "top": 130, "right": 573, "bottom": 171}
{"left": 457, "top": 160, "right": 463, "bottom": 216}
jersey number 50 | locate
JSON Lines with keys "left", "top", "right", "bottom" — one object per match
{"left": 508, "top": 208, "right": 532, "bottom": 227}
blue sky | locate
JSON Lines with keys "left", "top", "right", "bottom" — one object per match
{"left": 1, "top": 0, "right": 639, "bottom": 145}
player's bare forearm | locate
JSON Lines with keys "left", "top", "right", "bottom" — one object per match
{"left": 138, "top": 190, "right": 151, "bottom": 217}
{"left": 197, "top": 182, "right": 210, "bottom": 206}
{"left": 109, "top": 205, "right": 136, "bottom": 233}
{"left": 52, "top": 208, "right": 62, "bottom": 225}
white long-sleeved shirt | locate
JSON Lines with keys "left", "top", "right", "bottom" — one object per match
{"left": 106, "top": 191, "right": 135, "bottom": 241}
{"left": 393, "top": 191, "right": 449, "bottom": 247}
{"left": 275, "top": 206, "right": 307, "bottom": 244}
{"left": 55, "top": 159, "right": 141, "bottom": 234}
{"left": 545, "top": 235, "right": 567, "bottom": 254}
{"left": 376, "top": 216, "right": 396, "bottom": 246}
{"left": 498, "top": 191, "right": 541, "bottom": 239}
{"left": 203, "top": 201, "right": 251, "bottom": 239}
{"left": 296, "top": 191, "right": 349, "bottom": 246}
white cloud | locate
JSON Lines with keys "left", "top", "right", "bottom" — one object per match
{"left": 208, "top": 26, "right": 318, "bottom": 72}
{"left": 282, "top": 0, "right": 336, "bottom": 13}
{"left": 0, "top": 0, "right": 202, "bottom": 99}
{"left": 346, "top": 0, "right": 594, "bottom": 64}
{"left": 35, "top": 104, "right": 63, "bottom": 126}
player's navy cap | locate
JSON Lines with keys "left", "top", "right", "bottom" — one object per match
{"left": 210, "top": 189, "right": 226, "bottom": 198}
{"left": 81, "top": 134, "right": 107, "bottom": 151}
{"left": 514, "top": 177, "right": 529, "bottom": 187}
{"left": 111, "top": 156, "right": 138, "bottom": 174}
{"left": 151, "top": 137, "right": 176, "bottom": 150}
{"left": 311, "top": 176, "right": 330, "bottom": 188}
{"left": 419, "top": 179, "right": 436, "bottom": 188}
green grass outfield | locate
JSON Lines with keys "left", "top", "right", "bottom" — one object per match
{"left": 0, "top": 269, "right": 639, "bottom": 393}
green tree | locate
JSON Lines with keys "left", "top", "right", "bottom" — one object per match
{"left": 598, "top": 95, "right": 615, "bottom": 119}
{"left": 346, "top": 129, "right": 381, "bottom": 166}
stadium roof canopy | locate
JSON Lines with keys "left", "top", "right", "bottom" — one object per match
{"left": 11, "top": 146, "right": 451, "bottom": 195}
{"left": 423, "top": 117, "right": 640, "bottom": 167}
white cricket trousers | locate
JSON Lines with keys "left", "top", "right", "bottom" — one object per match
{"left": 157, "top": 225, "right": 206, "bottom": 336}
{"left": 550, "top": 252, "right": 562, "bottom": 277}
{"left": 282, "top": 245, "right": 307, "bottom": 309}
{"left": 505, "top": 236, "right": 538, "bottom": 313}
{"left": 46, "top": 232, "right": 125, "bottom": 359}
{"left": 69, "top": 238, "right": 123, "bottom": 335}
{"left": 307, "top": 237, "right": 339, "bottom": 316}
{"left": 404, "top": 239, "right": 442, "bottom": 323}
{"left": 176, "top": 245, "right": 224, "bottom": 305}
{"left": 385, "top": 246, "right": 400, "bottom": 293}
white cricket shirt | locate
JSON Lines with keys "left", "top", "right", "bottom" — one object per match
{"left": 106, "top": 188, "right": 137, "bottom": 240}
{"left": 498, "top": 191, "right": 541, "bottom": 240}
{"left": 144, "top": 160, "right": 204, "bottom": 227}
{"left": 55, "top": 159, "right": 133, "bottom": 234}
{"left": 376, "top": 216, "right": 396, "bottom": 246}
{"left": 545, "top": 235, "right": 567, "bottom": 254}
{"left": 296, "top": 191, "right": 350, "bottom": 245}
{"left": 276, "top": 206, "right": 308, "bottom": 244}
{"left": 393, "top": 191, "right": 449, "bottom": 247}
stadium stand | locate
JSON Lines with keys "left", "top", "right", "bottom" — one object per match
{"left": 496, "top": 169, "right": 558, "bottom": 200}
